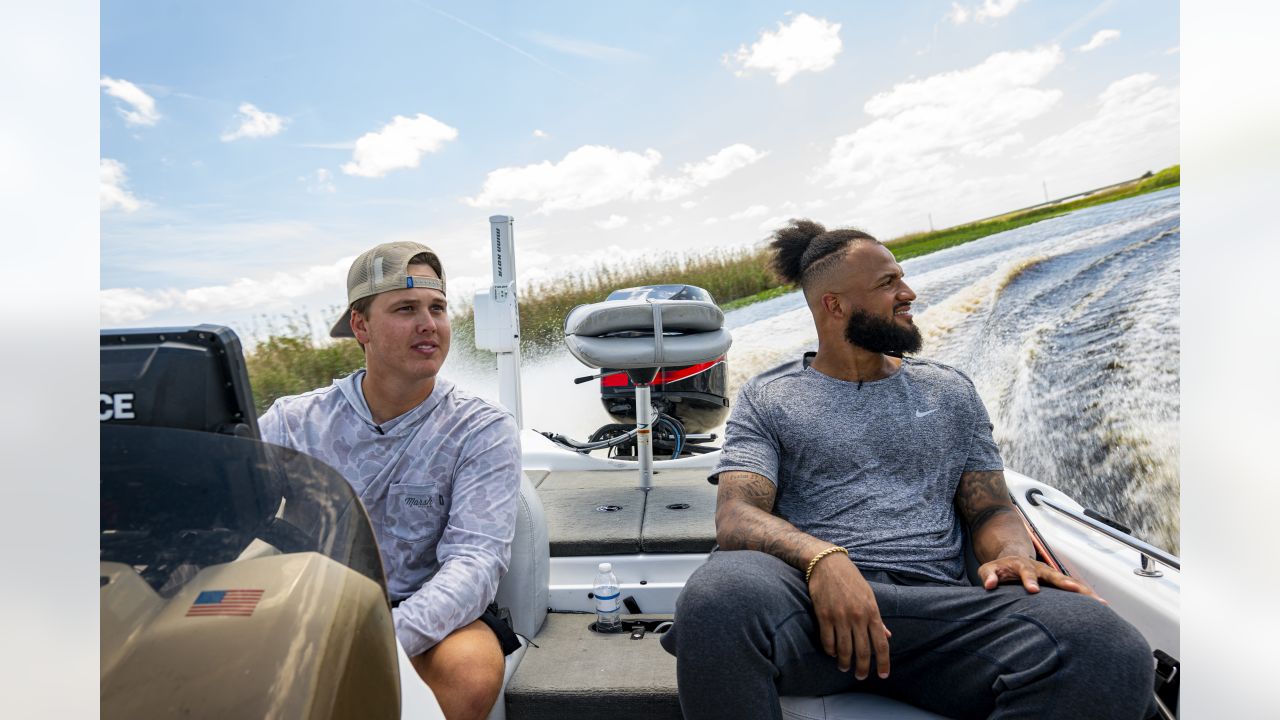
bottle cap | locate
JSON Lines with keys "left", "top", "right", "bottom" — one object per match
{"left": 599, "top": 562, "right": 612, "bottom": 573}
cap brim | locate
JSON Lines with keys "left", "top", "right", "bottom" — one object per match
{"left": 330, "top": 309, "right": 355, "bottom": 339}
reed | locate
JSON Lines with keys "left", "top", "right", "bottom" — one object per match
{"left": 245, "top": 313, "right": 365, "bottom": 413}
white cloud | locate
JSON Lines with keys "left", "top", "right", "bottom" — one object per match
{"left": 467, "top": 146, "right": 661, "bottom": 213}
{"left": 100, "top": 256, "right": 352, "bottom": 326}
{"left": 532, "top": 129, "right": 548, "bottom": 139}
{"left": 1024, "top": 73, "right": 1179, "bottom": 165}
{"left": 702, "top": 217, "right": 719, "bottom": 226}
{"left": 948, "top": 0, "right": 1026, "bottom": 24}
{"left": 817, "top": 45, "right": 1064, "bottom": 190}
{"left": 1165, "top": 45, "right": 1180, "bottom": 55}
{"left": 341, "top": 113, "right": 459, "bottom": 178}
{"left": 100, "top": 76, "right": 160, "bottom": 126}
{"left": 595, "top": 214, "right": 629, "bottom": 230}
{"left": 1078, "top": 29, "right": 1121, "bottom": 53}
{"left": 305, "top": 168, "right": 335, "bottom": 194}
{"left": 975, "top": 0, "right": 1025, "bottom": 21}
{"left": 730, "top": 204, "right": 769, "bottom": 220}
{"left": 220, "top": 102, "right": 286, "bottom": 141}
{"left": 680, "top": 200, "right": 698, "bottom": 210}
{"left": 465, "top": 142, "right": 766, "bottom": 214}
{"left": 100, "top": 158, "right": 142, "bottom": 213}
{"left": 725, "top": 13, "right": 842, "bottom": 84}
{"left": 681, "top": 144, "right": 770, "bottom": 185}
{"left": 814, "top": 46, "right": 1064, "bottom": 232}
{"left": 100, "top": 288, "right": 173, "bottom": 324}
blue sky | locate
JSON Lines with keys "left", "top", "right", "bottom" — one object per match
{"left": 100, "top": 1, "right": 1179, "bottom": 337}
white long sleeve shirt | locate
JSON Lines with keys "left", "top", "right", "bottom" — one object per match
{"left": 259, "top": 370, "right": 521, "bottom": 656}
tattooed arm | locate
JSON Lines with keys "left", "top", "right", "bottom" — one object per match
{"left": 956, "top": 470, "right": 1101, "bottom": 600}
{"left": 955, "top": 469, "right": 1035, "bottom": 564}
{"left": 716, "top": 470, "right": 892, "bottom": 679}
{"left": 714, "top": 471, "right": 832, "bottom": 569}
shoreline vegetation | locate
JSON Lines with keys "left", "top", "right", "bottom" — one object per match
{"left": 246, "top": 165, "right": 1178, "bottom": 412}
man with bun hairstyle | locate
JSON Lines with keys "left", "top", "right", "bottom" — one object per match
{"left": 259, "top": 241, "right": 521, "bottom": 720}
{"left": 661, "top": 221, "right": 1157, "bottom": 719}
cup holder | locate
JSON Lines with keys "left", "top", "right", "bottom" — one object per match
{"left": 588, "top": 618, "right": 674, "bottom": 635}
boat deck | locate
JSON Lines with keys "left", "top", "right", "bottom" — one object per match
{"left": 534, "top": 468, "right": 718, "bottom": 556}
{"left": 507, "top": 467, "right": 715, "bottom": 719}
{"left": 505, "top": 612, "right": 680, "bottom": 720}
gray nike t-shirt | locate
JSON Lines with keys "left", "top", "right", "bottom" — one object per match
{"left": 711, "top": 355, "right": 1003, "bottom": 584}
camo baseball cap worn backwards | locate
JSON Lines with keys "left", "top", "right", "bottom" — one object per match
{"left": 330, "top": 241, "right": 446, "bottom": 338}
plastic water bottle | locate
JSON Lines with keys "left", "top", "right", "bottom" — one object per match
{"left": 593, "top": 562, "right": 622, "bottom": 632}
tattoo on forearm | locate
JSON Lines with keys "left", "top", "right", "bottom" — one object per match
{"left": 715, "top": 472, "right": 825, "bottom": 569}
{"left": 957, "top": 469, "right": 1034, "bottom": 561}
{"left": 955, "top": 470, "right": 1008, "bottom": 525}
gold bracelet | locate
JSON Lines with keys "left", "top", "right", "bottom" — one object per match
{"left": 805, "top": 546, "right": 849, "bottom": 583}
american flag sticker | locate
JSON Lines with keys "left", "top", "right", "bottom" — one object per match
{"left": 185, "top": 589, "right": 265, "bottom": 617}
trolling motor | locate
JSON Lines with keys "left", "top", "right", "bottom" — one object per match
{"left": 561, "top": 296, "right": 732, "bottom": 488}
{"left": 553, "top": 285, "right": 731, "bottom": 461}
{"left": 470, "top": 216, "right": 733, "bottom": 486}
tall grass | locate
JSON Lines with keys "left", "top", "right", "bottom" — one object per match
{"left": 456, "top": 247, "right": 777, "bottom": 353}
{"left": 245, "top": 165, "right": 1178, "bottom": 410}
{"left": 245, "top": 314, "right": 364, "bottom": 413}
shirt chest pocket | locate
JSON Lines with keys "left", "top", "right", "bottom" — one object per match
{"left": 385, "top": 484, "right": 447, "bottom": 543}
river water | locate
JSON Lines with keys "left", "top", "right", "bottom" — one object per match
{"left": 448, "top": 188, "right": 1181, "bottom": 554}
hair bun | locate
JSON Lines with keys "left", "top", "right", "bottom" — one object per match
{"left": 768, "top": 219, "right": 826, "bottom": 285}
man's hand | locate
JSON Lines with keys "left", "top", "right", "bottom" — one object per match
{"left": 978, "top": 554, "right": 1105, "bottom": 602}
{"left": 714, "top": 472, "right": 892, "bottom": 679}
{"left": 807, "top": 553, "right": 892, "bottom": 680}
{"left": 956, "top": 470, "right": 1107, "bottom": 603}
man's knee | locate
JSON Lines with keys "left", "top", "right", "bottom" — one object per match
{"left": 412, "top": 621, "right": 505, "bottom": 719}
{"left": 677, "top": 551, "right": 799, "bottom": 624}
{"left": 1034, "top": 590, "right": 1155, "bottom": 707}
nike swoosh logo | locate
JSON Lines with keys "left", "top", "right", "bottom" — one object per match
{"left": 915, "top": 408, "right": 939, "bottom": 418}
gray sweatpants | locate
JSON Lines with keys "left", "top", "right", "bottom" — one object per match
{"left": 660, "top": 551, "right": 1157, "bottom": 720}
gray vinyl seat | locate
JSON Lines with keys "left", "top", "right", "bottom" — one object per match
{"left": 488, "top": 471, "right": 550, "bottom": 720}
{"left": 563, "top": 298, "right": 732, "bottom": 370}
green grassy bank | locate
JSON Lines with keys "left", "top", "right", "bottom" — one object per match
{"left": 245, "top": 165, "right": 1178, "bottom": 412}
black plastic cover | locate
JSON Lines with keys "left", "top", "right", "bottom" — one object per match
{"left": 100, "top": 324, "right": 258, "bottom": 437}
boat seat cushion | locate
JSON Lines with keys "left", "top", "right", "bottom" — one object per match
{"left": 780, "top": 693, "right": 948, "bottom": 720}
{"left": 565, "top": 330, "right": 732, "bottom": 370}
{"left": 564, "top": 299, "right": 724, "bottom": 337}
{"left": 494, "top": 471, "right": 550, "bottom": 639}
{"left": 563, "top": 299, "right": 732, "bottom": 369}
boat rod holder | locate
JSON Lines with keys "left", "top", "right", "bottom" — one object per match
{"left": 1025, "top": 489, "right": 1180, "bottom": 573}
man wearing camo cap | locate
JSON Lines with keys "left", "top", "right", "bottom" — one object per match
{"left": 259, "top": 241, "right": 522, "bottom": 720}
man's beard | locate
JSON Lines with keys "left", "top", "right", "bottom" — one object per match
{"left": 844, "top": 308, "right": 923, "bottom": 355}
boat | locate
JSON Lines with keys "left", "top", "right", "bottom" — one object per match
{"left": 99, "top": 216, "right": 1181, "bottom": 719}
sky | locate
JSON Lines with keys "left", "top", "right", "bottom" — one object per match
{"left": 100, "top": 0, "right": 1179, "bottom": 338}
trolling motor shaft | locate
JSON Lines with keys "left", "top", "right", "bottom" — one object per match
{"left": 628, "top": 367, "right": 660, "bottom": 490}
